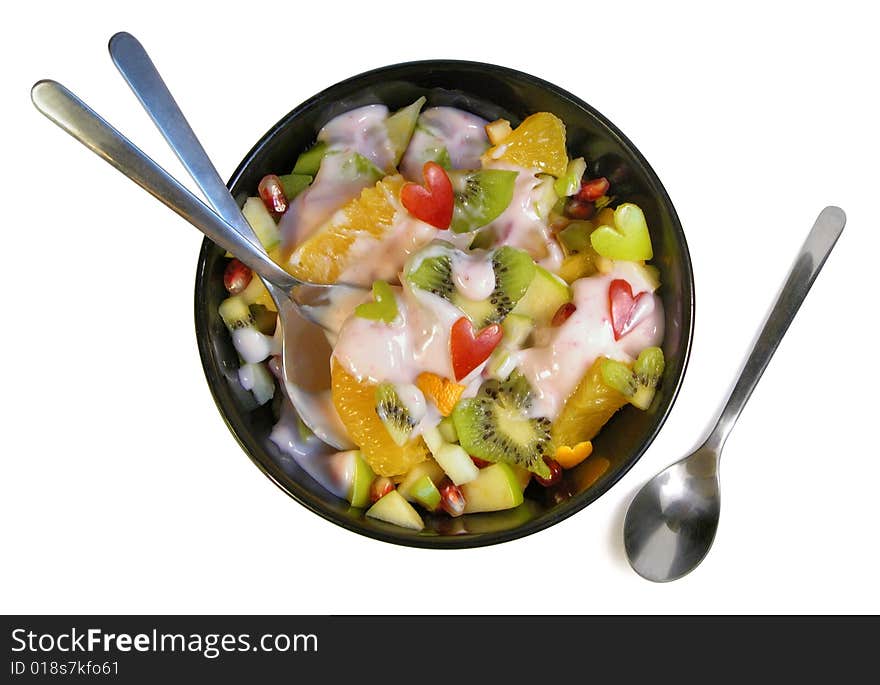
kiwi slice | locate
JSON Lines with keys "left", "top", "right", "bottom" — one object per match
{"left": 218, "top": 295, "right": 255, "bottom": 331}
{"left": 407, "top": 246, "right": 455, "bottom": 299}
{"left": 407, "top": 244, "right": 535, "bottom": 328}
{"left": 601, "top": 347, "right": 665, "bottom": 410}
{"left": 375, "top": 383, "right": 417, "bottom": 446}
{"left": 449, "top": 169, "right": 518, "bottom": 233}
{"left": 451, "top": 372, "right": 553, "bottom": 479}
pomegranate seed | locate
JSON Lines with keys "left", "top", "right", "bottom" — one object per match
{"left": 577, "top": 177, "right": 610, "bottom": 202}
{"left": 439, "top": 482, "right": 466, "bottom": 517}
{"left": 370, "top": 477, "right": 394, "bottom": 503}
{"left": 564, "top": 197, "right": 594, "bottom": 220}
{"left": 551, "top": 302, "right": 577, "bottom": 326}
{"left": 258, "top": 174, "right": 289, "bottom": 214}
{"left": 534, "top": 457, "right": 563, "bottom": 488}
{"left": 471, "top": 456, "right": 491, "bottom": 468}
{"left": 223, "top": 258, "right": 252, "bottom": 294}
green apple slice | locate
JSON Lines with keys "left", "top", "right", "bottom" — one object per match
{"left": 348, "top": 452, "right": 376, "bottom": 508}
{"left": 386, "top": 96, "right": 427, "bottom": 167}
{"left": 410, "top": 474, "right": 441, "bottom": 511}
{"left": 365, "top": 490, "right": 424, "bottom": 530}
{"left": 500, "top": 314, "right": 534, "bottom": 348}
{"left": 553, "top": 157, "right": 587, "bottom": 197}
{"left": 533, "top": 174, "right": 559, "bottom": 220}
{"left": 241, "top": 196, "right": 280, "bottom": 251}
{"left": 437, "top": 417, "right": 458, "bottom": 444}
{"left": 278, "top": 173, "right": 312, "bottom": 200}
{"left": 590, "top": 202, "right": 653, "bottom": 261}
{"left": 558, "top": 220, "right": 593, "bottom": 254}
{"left": 433, "top": 443, "right": 479, "bottom": 485}
{"left": 461, "top": 463, "right": 524, "bottom": 513}
{"left": 293, "top": 141, "right": 328, "bottom": 176}
{"left": 510, "top": 265, "right": 572, "bottom": 326}
{"left": 398, "top": 460, "right": 447, "bottom": 501}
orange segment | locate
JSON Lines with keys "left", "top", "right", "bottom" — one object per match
{"left": 416, "top": 372, "right": 465, "bottom": 416}
{"left": 331, "top": 358, "right": 428, "bottom": 476}
{"left": 483, "top": 112, "right": 568, "bottom": 177}
{"left": 551, "top": 357, "right": 628, "bottom": 449}
{"left": 286, "top": 175, "right": 405, "bottom": 284}
{"left": 555, "top": 441, "right": 593, "bottom": 469}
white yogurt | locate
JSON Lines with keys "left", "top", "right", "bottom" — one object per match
{"left": 420, "top": 107, "right": 489, "bottom": 168}
{"left": 269, "top": 401, "right": 351, "bottom": 499}
{"left": 395, "top": 383, "right": 427, "bottom": 424}
{"left": 336, "top": 213, "right": 438, "bottom": 286}
{"left": 265, "top": 103, "right": 668, "bottom": 467}
{"left": 451, "top": 251, "right": 496, "bottom": 301}
{"left": 400, "top": 107, "right": 489, "bottom": 180}
{"left": 279, "top": 151, "right": 375, "bottom": 248}
{"left": 331, "top": 282, "right": 463, "bottom": 385}
{"left": 317, "top": 104, "right": 393, "bottom": 172}
{"left": 516, "top": 264, "right": 665, "bottom": 419}
{"left": 231, "top": 327, "right": 275, "bottom": 364}
{"left": 483, "top": 162, "right": 564, "bottom": 272}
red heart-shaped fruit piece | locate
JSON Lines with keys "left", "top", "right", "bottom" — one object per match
{"left": 450, "top": 317, "right": 503, "bottom": 381}
{"left": 401, "top": 161, "right": 454, "bottom": 229}
{"left": 609, "top": 279, "right": 652, "bottom": 340}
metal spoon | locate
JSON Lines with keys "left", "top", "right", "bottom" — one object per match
{"left": 105, "top": 31, "right": 355, "bottom": 448}
{"left": 30, "top": 78, "right": 355, "bottom": 447}
{"left": 624, "top": 206, "right": 845, "bottom": 582}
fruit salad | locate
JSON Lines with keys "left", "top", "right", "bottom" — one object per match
{"left": 216, "top": 97, "right": 665, "bottom": 531}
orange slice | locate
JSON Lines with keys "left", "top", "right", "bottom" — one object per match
{"left": 286, "top": 175, "right": 405, "bottom": 284}
{"left": 415, "top": 372, "right": 465, "bottom": 416}
{"left": 331, "top": 358, "right": 428, "bottom": 477}
{"left": 551, "top": 357, "right": 628, "bottom": 449}
{"left": 483, "top": 112, "right": 568, "bottom": 177}
{"left": 555, "top": 441, "right": 593, "bottom": 469}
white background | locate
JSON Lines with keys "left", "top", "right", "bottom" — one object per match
{"left": 2, "top": 1, "right": 877, "bottom": 614}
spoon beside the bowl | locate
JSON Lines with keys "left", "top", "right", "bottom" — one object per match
{"left": 30, "top": 78, "right": 356, "bottom": 448}
{"left": 624, "top": 206, "right": 845, "bottom": 582}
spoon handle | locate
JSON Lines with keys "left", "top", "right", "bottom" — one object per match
{"left": 30, "top": 79, "right": 299, "bottom": 292}
{"left": 705, "top": 206, "right": 846, "bottom": 452}
{"left": 108, "top": 32, "right": 260, "bottom": 244}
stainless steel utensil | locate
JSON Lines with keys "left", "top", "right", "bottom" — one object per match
{"left": 31, "top": 77, "right": 355, "bottom": 447}
{"left": 624, "top": 206, "right": 845, "bottom": 582}
{"left": 106, "top": 31, "right": 354, "bottom": 448}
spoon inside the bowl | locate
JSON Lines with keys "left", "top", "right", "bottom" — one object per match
{"left": 624, "top": 206, "right": 845, "bottom": 582}
{"left": 105, "top": 31, "right": 356, "bottom": 448}
{"left": 31, "top": 78, "right": 356, "bottom": 449}
{"left": 32, "top": 79, "right": 307, "bottom": 284}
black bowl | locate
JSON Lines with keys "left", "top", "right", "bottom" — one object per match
{"left": 194, "top": 60, "right": 694, "bottom": 548}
